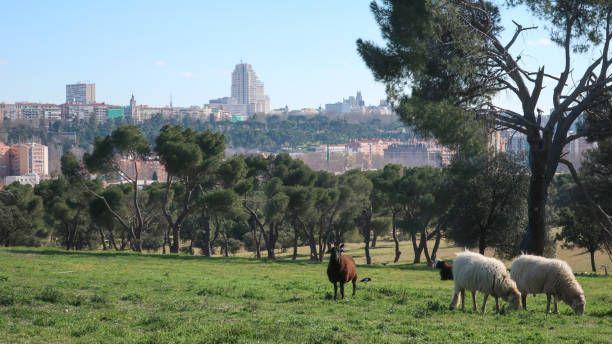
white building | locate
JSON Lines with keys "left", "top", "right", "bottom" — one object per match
{"left": 5, "top": 173, "right": 40, "bottom": 187}
{"left": 66, "top": 83, "right": 96, "bottom": 104}
{"left": 230, "top": 63, "right": 270, "bottom": 115}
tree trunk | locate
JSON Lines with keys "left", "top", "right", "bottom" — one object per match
{"left": 412, "top": 232, "right": 425, "bottom": 264}
{"left": 170, "top": 224, "right": 181, "bottom": 254}
{"left": 201, "top": 213, "right": 212, "bottom": 257}
{"left": 267, "top": 225, "right": 278, "bottom": 260}
{"left": 109, "top": 231, "right": 119, "bottom": 251}
{"left": 521, "top": 145, "right": 555, "bottom": 256}
{"left": 292, "top": 225, "right": 299, "bottom": 260}
{"left": 307, "top": 231, "right": 317, "bottom": 261}
{"left": 120, "top": 232, "right": 127, "bottom": 250}
{"left": 222, "top": 222, "right": 229, "bottom": 257}
{"left": 478, "top": 229, "right": 486, "bottom": 255}
{"left": 392, "top": 214, "right": 401, "bottom": 263}
{"left": 422, "top": 231, "right": 432, "bottom": 266}
{"left": 99, "top": 228, "right": 107, "bottom": 250}
{"left": 371, "top": 233, "right": 377, "bottom": 248}
{"left": 430, "top": 230, "right": 442, "bottom": 263}
{"left": 590, "top": 250, "right": 597, "bottom": 272}
{"left": 364, "top": 233, "right": 372, "bottom": 265}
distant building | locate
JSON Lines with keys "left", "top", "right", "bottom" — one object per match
{"left": 116, "top": 157, "right": 167, "bottom": 184}
{"left": 346, "top": 139, "right": 400, "bottom": 156}
{"left": 325, "top": 91, "right": 390, "bottom": 115}
{"left": 230, "top": 63, "right": 270, "bottom": 115}
{"left": 5, "top": 173, "right": 40, "bottom": 187}
{"left": 66, "top": 83, "right": 96, "bottom": 104}
{"left": 9, "top": 142, "right": 49, "bottom": 176}
{"left": 127, "top": 94, "right": 140, "bottom": 122}
{"left": 384, "top": 139, "right": 452, "bottom": 167}
{"left": 209, "top": 97, "right": 248, "bottom": 114}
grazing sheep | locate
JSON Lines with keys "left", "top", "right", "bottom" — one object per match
{"left": 327, "top": 244, "right": 357, "bottom": 300}
{"left": 434, "top": 260, "right": 453, "bottom": 280}
{"left": 510, "top": 254, "right": 586, "bottom": 315}
{"left": 450, "top": 251, "right": 521, "bottom": 313}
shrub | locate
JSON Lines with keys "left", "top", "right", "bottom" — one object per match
{"left": 227, "top": 238, "right": 242, "bottom": 255}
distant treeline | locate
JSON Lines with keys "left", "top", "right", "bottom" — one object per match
{"left": 0, "top": 114, "right": 415, "bottom": 153}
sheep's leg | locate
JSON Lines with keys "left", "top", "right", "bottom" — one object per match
{"left": 546, "top": 294, "right": 551, "bottom": 313}
{"left": 340, "top": 282, "right": 345, "bottom": 299}
{"left": 521, "top": 294, "right": 527, "bottom": 310}
{"left": 481, "top": 293, "right": 488, "bottom": 313}
{"left": 471, "top": 291, "right": 478, "bottom": 312}
{"left": 352, "top": 279, "right": 356, "bottom": 296}
{"left": 553, "top": 295, "right": 559, "bottom": 314}
{"left": 460, "top": 289, "right": 465, "bottom": 311}
{"left": 495, "top": 296, "right": 500, "bottom": 313}
{"left": 333, "top": 282, "right": 338, "bottom": 301}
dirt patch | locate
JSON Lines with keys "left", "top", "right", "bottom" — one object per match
{"left": 8, "top": 253, "right": 43, "bottom": 258}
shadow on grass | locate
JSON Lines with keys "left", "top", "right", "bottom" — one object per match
{"left": 3, "top": 247, "right": 326, "bottom": 265}
{"left": 2, "top": 247, "right": 438, "bottom": 272}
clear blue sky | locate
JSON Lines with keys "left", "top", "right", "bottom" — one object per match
{"left": 0, "top": 1, "right": 599, "bottom": 111}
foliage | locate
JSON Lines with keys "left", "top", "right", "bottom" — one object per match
{"left": 555, "top": 138, "right": 612, "bottom": 271}
{"left": 0, "top": 183, "right": 46, "bottom": 247}
{"left": 358, "top": 0, "right": 612, "bottom": 255}
{"left": 445, "top": 152, "right": 529, "bottom": 258}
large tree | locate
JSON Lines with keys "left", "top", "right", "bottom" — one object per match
{"left": 445, "top": 152, "right": 529, "bottom": 257}
{"left": 155, "top": 125, "right": 225, "bottom": 253}
{"left": 358, "top": 0, "right": 612, "bottom": 255}
{"left": 83, "top": 126, "right": 151, "bottom": 251}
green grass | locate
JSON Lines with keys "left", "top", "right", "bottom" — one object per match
{"left": 0, "top": 247, "right": 610, "bottom": 343}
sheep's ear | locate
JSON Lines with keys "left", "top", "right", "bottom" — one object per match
{"left": 339, "top": 243, "right": 344, "bottom": 248}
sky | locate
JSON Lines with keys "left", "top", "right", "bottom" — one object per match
{"left": 0, "top": 1, "right": 602, "bottom": 111}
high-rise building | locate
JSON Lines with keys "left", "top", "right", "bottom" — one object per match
{"left": 9, "top": 143, "right": 48, "bottom": 177}
{"left": 230, "top": 63, "right": 269, "bottom": 115}
{"left": 66, "top": 83, "right": 96, "bottom": 104}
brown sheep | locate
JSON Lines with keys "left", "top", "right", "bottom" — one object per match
{"left": 435, "top": 260, "right": 453, "bottom": 280}
{"left": 327, "top": 244, "right": 357, "bottom": 300}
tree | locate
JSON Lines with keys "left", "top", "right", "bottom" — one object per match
{"left": 0, "top": 183, "right": 46, "bottom": 247}
{"left": 35, "top": 175, "right": 96, "bottom": 250}
{"left": 83, "top": 126, "right": 151, "bottom": 251}
{"left": 155, "top": 125, "right": 225, "bottom": 253}
{"left": 557, "top": 207, "right": 607, "bottom": 272}
{"left": 200, "top": 156, "right": 247, "bottom": 257}
{"left": 358, "top": 0, "right": 612, "bottom": 255}
{"left": 371, "top": 164, "right": 405, "bottom": 262}
{"left": 556, "top": 138, "right": 612, "bottom": 271}
{"left": 395, "top": 166, "right": 448, "bottom": 265}
{"left": 344, "top": 170, "right": 374, "bottom": 264}
{"left": 445, "top": 152, "right": 529, "bottom": 257}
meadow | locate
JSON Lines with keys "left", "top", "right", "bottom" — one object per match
{"left": 0, "top": 243, "right": 610, "bottom": 344}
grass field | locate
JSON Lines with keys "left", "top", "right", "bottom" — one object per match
{"left": 0, "top": 245, "right": 610, "bottom": 343}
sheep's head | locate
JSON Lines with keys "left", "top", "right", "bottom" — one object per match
{"left": 503, "top": 285, "right": 521, "bottom": 310}
{"left": 570, "top": 294, "right": 586, "bottom": 315}
{"left": 329, "top": 244, "right": 344, "bottom": 262}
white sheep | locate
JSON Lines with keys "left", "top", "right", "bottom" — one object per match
{"left": 450, "top": 251, "right": 521, "bottom": 313}
{"left": 510, "top": 254, "right": 586, "bottom": 315}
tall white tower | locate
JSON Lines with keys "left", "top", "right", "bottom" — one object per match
{"left": 231, "top": 63, "right": 269, "bottom": 115}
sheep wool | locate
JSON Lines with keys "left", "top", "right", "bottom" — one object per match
{"left": 511, "top": 254, "right": 586, "bottom": 315}
{"left": 450, "top": 251, "right": 521, "bottom": 313}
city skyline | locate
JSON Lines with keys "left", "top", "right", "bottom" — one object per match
{"left": 0, "top": 1, "right": 600, "bottom": 112}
